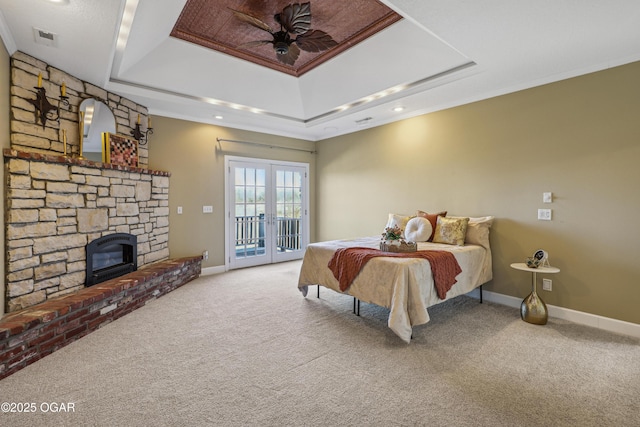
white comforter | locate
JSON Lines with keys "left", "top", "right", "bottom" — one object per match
{"left": 297, "top": 236, "right": 492, "bottom": 343}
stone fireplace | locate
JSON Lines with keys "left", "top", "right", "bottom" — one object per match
{"left": 4, "top": 51, "right": 170, "bottom": 313}
{"left": 4, "top": 150, "right": 171, "bottom": 312}
{"left": 0, "top": 51, "right": 202, "bottom": 381}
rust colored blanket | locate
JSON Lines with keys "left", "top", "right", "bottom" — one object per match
{"left": 328, "top": 247, "right": 462, "bottom": 299}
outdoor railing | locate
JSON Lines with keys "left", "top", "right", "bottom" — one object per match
{"left": 235, "top": 215, "right": 301, "bottom": 252}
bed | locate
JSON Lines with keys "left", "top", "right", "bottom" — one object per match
{"left": 297, "top": 215, "right": 494, "bottom": 343}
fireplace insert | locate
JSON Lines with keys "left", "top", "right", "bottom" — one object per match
{"left": 86, "top": 233, "right": 137, "bottom": 286}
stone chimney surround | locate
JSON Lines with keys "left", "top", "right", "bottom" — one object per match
{"left": 5, "top": 51, "right": 168, "bottom": 313}
{"left": 0, "top": 51, "right": 201, "bottom": 382}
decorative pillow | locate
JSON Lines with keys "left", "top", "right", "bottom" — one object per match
{"left": 463, "top": 216, "right": 494, "bottom": 249}
{"left": 433, "top": 216, "right": 469, "bottom": 246}
{"left": 416, "top": 210, "right": 447, "bottom": 241}
{"left": 404, "top": 217, "right": 433, "bottom": 242}
{"left": 384, "top": 213, "right": 412, "bottom": 235}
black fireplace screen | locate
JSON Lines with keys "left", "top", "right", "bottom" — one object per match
{"left": 86, "top": 233, "right": 137, "bottom": 286}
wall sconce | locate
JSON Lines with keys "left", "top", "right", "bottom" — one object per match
{"left": 130, "top": 114, "right": 153, "bottom": 145}
{"left": 28, "top": 73, "right": 69, "bottom": 129}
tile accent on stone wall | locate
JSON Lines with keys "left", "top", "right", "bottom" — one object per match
{"left": 4, "top": 150, "right": 171, "bottom": 312}
{"left": 10, "top": 51, "right": 149, "bottom": 167}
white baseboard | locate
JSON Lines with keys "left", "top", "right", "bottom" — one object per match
{"left": 467, "top": 288, "right": 640, "bottom": 339}
{"left": 201, "top": 265, "right": 225, "bottom": 276}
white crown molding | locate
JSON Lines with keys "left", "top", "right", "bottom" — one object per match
{"left": 0, "top": 10, "right": 17, "bottom": 55}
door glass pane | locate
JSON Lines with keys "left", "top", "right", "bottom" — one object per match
{"left": 256, "top": 186, "right": 265, "bottom": 203}
{"left": 235, "top": 169, "right": 244, "bottom": 185}
{"left": 275, "top": 169, "right": 302, "bottom": 254}
{"left": 257, "top": 169, "right": 266, "bottom": 186}
{"left": 246, "top": 168, "right": 255, "bottom": 185}
{"left": 233, "top": 166, "right": 266, "bottom": 260}
{"left": 246, "top": 187, "right": 255, "bottom": 203}
{"left": 235, "top": 187, "right": 244, "bottom": 203}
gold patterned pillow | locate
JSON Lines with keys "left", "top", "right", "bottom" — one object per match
{"left": 433, "top": 216, "right": 470, "bottom": 246}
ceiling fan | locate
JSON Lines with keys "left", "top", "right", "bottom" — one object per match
{"left": 230, "top": 2, "right": 338, "bottom": 66}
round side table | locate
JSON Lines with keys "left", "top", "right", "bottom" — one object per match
{"left": 510, "top": 262, "right": 560, "bottom": 325}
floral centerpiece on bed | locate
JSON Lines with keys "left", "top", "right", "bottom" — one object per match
{"left": 381, "top": 225, "right": 403, "bottom": 241}
{"left": 380, "top": 225, "right": 417, "bottom": 253}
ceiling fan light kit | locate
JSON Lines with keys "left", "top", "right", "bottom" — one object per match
{"left": 231, "top": 2, "right": 337, "bottom": 66}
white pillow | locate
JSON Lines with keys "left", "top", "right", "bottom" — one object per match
{"left": 404, "top": 217, "right": 433, "bottom": 242}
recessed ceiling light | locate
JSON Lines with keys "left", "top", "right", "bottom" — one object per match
{"left": 45, "top": 0, "right": 70, "bottom": 4}
{"left": 392, "top": 106, "right": 405, "bottom": 112}
{"left": 214, "top": 115, "right": 223, "bottom": 120}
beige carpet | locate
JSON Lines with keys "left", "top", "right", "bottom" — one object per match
{"left": 1, "top": 260, "right": 638, "bottom": 426}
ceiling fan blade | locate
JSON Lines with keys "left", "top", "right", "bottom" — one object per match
{"left": 276, "top": 2, "right": 311, "bottom": 35}
{"left": 276, "top": 43, "right": 300, "bottom": 66}
{"left": 229, "top": 8, "right": 273, "bottom": 33}
{"left": 295, "top": 30, "right": 338, "bottom": 53}
{"left": 237, "top": 40, "right": 273, "bottom": 49}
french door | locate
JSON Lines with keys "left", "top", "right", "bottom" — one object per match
{"left": 225, "top": 157, "right": 309, "bottom": 269}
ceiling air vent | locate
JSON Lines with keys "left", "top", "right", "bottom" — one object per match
{"left": 355, "top": 117, "right": 373, "bottom": 125}
{"left": 33, "top": 27, "right": 58, "bottom": 47}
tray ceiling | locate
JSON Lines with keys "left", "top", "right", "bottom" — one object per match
{"left": 2, "top": 0, "right": 640, "bottom": 141}
{"left": 171, "top": 0, "right": 402, "bottom": 76}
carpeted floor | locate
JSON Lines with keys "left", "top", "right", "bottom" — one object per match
{"left": 1, "top": 260, "right": 638, "bottom": 426}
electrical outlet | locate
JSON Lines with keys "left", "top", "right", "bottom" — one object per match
{"left": 202, "top": 205, "right": 213, "bottom": 213}
{"left": 537, "top": 209, "right": 552, "bottom": 220}
{"left": 202, "top": 250, "right": 209, "bottom": 260}
{"left": 542, "top": 278, "right": 552, "bottom": 291}
{"left": 543, "top": 192, "right": 553, "bottom": 203}
{"left": 177, "top": 206, "right": 183, "bottom": 214}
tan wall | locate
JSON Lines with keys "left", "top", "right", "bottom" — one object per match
{"left": 148, "top": 117, "right": 316, "bottom": 268}
{"left": 1, "top": 43, "right": 10, "bottom": 317}
{"left": 316, "top": 61, "right": 640, "bottom": 325}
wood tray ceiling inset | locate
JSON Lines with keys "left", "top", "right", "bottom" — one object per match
{"left": 171, "top": 0, "right": 402, "bottom": 77}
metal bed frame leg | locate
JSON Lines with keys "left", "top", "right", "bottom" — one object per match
{"left": 352, "top": 298, "right": 361, "bottom": 316}
{"left": 317, "top": 285, "right": 320, "bottom": 298}
{"left": 480, "top": 285, "right": 483, "bottom": 303}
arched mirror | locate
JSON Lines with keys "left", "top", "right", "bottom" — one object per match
{"left": 79, "top": 98, "right": 116, "bottom": 162}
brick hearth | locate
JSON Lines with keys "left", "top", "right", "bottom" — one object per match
{"left": 0, "top": 256, "right": 202, "bottom": 380}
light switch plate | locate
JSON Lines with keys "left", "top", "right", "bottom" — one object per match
{"left": 543, "top": 192, "right": 553, "bottom": 203}
{"left": 202, "top": 205, "right": 213, "bottom": 213}
{"left": 538, "top": 209, "right": 552, "bottom": 220}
